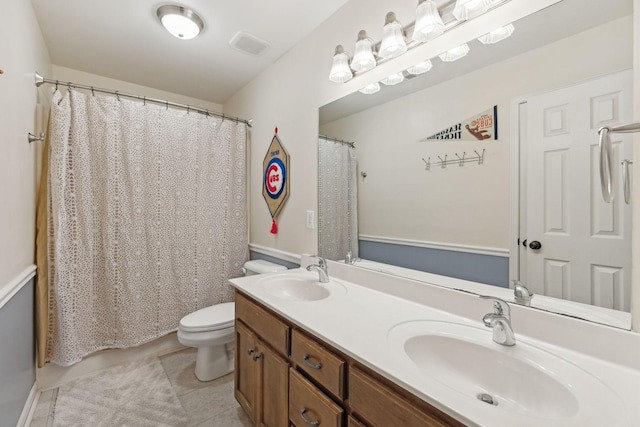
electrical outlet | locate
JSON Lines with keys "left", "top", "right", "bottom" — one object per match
{"left": 306, "top": 210, "right": 315, "bottom": 229}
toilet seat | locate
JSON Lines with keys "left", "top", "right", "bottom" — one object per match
{"left": 179, "top": 302, "right": 234, "bottom": 333}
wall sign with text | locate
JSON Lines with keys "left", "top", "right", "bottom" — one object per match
{"left": 420, "top": 106, "right": 498, "bottom": 141}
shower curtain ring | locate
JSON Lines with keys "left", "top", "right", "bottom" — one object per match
{"left": 115, "top": 91, "right": 120, "bottom": 101}
{"left": 91, "top": 86, "right": 95, "bottom": 96}
{"left": 143, "top": 96, "right": 146, "bottom": 106}
{"left": 55, "top": 80, "right": 59, "bottom": 90}
{"left": 187, "top": 105, "right": 190, "bottom": 114}
{"left": 166, "top": 100, "right": 169, "bottom": 110}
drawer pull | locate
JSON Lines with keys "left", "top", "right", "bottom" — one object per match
{"left": 247, "top": 349, "right": 254, "bottom": 356}
{"left": 252, "top": 354, "right": 262, "bottom": 361}
{"left": 300, "top": 408, "right": 320, "bottom": 426}
{"left": 303, "top": 355, "right": 322, "bottom": 370}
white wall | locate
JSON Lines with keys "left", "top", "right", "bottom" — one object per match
{"left": 223, "top": 0, "right": 561, "bottom": 257}
{"left": 0, "top": 0, "right": 51, "bottom": 288}
{"left": 0, "top": 0, "right": 51, "bottom": 424}
{"left": 320, "top": 17, "right": 632, "bottom": 250}
{"left": 51, "top": 66, "right": 223, "bottom": 113}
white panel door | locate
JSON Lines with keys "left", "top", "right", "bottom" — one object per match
{"left": 525, "top": 70, "right": 632, "bottom": 311}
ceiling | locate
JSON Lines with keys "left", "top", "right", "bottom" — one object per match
{"left": 31, "top": 0, "right": 349, "bottom": 104}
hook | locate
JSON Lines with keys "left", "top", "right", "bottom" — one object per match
{"left": 422, "top": 157, "right": 431, "bottom": 170}
{"left": 475, "top": 149, "right": 485, "bottom": 165}
{"left": 438, "top": 155, "right": 447, "bottom": 168}
{"left": 455, "top": 152, "right": 466, "bottom": 166}
{"left": 360, "top": 171, "right": 367, "bottom": 179}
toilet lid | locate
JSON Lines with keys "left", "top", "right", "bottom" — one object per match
{"left": 179, "top": 302, "right": 235, "bottom": 332}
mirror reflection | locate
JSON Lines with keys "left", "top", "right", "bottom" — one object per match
{"left": 318, "top": 0, "right": 633, "bottom": 329}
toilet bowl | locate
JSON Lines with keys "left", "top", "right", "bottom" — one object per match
{"left": 178, "top": 259, "right": 287, "bottom": 381}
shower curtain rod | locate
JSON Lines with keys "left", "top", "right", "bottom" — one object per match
{"left": 319, "top": 134, "right": 356, "bottom": 148}
{"left": 34, "top": 72, "right": 253, "bottom": 127}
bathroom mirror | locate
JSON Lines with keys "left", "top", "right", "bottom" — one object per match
{"left": 318, "top": 0, "right": 633, "bottom": 329}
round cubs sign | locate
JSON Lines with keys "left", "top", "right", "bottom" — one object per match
{"left": 265, "top": 158, "right": 286, "bottom": 199}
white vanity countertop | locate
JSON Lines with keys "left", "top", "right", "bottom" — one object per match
{"left": 229, "top": 260, "right": 640, "bottom": 427}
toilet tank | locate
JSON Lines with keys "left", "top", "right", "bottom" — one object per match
{"left": 242, "top": 259, "right": 288, "bottom": 276}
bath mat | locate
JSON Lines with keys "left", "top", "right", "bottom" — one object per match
{"left": 51, "top": 357, "right": 188, "bottom": 427}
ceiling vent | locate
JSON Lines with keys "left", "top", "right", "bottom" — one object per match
{"left": 229, "top": 31, "right": 270, "bottom": 56}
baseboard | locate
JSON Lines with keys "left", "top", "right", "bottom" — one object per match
{"left": 16, "top": 382, "right": 38, "bottom": 427}
{"left": 36, "top": 332, "right": 186, "bottom": 391}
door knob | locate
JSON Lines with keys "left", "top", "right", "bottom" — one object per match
{"left": 529, "top": 240, "right": 542, "bottom": 250}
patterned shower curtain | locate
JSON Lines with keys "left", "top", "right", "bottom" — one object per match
{"left": 317, "top": 137, "right": 358, "bottom": 261}
{"left": 44, "top": 89, "right": 248, "bottom": 366}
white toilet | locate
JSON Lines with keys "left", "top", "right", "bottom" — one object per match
{"left": 177, "top": 259, "right": 287, "bottom": 381}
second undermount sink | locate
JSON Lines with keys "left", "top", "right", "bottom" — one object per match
{"left": 387, "top": 320, "right": 625, "bottom": 425}
{"left": 256, "top": 271, "right": 347, "bottom": 301}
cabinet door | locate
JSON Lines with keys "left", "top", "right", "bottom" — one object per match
{"left": 257, "top": 339, "right": 290, "bottom": 427}
{"left": 235, "top": 320, "right": 259, "bottom": 423}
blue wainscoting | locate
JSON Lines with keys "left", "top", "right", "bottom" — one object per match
{"left": 249, "top": 252, "right": 300, "bottom": 270}
{"left": 359, "top": 240, "right": 509, "bottom": 288}
{"left": 0, "top": 277, "right": 35, "bottom": 427}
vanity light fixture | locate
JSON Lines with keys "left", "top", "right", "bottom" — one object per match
{"left": 452, "top": 0, "right": 490, "bottom": 21}
{"left": 351, "top": 31, "right": 377, "bottom": 73}
{"left": 329, "top": 45, "right": 354, "bottom": 83}
{"left": 157, "top": 5, "right": 204, "bottom": 40}
{"left": 406, "top": 59, "right": 433, "bottom": 75}
{"left": 438, "top": 43, "right": 470, "bottom": 62}
{"left": 477, "top": 23, "right": 515, "bottom": 44}
{"left": 359, "top": 82, "right": 381, "bottom": 95}
{"left": 378, "top": 12, "right": 408, "bottom": 60}
{"left": 380, "top": 72, "right": 405, "bottom": 86}
{"left": 412, "top": 0, "right": 445, "bottom": 43}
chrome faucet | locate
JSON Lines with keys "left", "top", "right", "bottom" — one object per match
{"left": 513, "top": 280, "right": 533, "bottom": 306}
{"left": 344, "top": 250, "right": 357, "bottom": 265}
{"left": 480, "top": 296, "right": 516, "bottom": 346}
{"left": 306, "top": 256, "right": 329, "bottom": 283}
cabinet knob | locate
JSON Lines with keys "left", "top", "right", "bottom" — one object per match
{"left": 247, "top": 349, "right": 254, "bottom": 356}
{"left": 252, "top": 354, "right": 262, "bottom": 361}
{"left": 300, "top": 408, "right": 320, "bottom": 426}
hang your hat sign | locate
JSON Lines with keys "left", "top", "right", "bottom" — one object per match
{"left": 420, "top": 106, "right": 498, "bottom": 141}
{"left": 263, "top": 127, "right": 290, "bottom": 234}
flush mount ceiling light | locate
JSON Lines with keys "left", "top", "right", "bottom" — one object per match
{"left": 438, "top": 43, "right": 470, "bottom": 62}
{"left": 412, "top": 0, "right": 445, "bottom": 43}
{"left": 157, "top": 5, "right": 204, "bottom": 40}
{"left": 378, "top": 12, "right": 407, "bottom": 60}
{"left": 351, "top": 30, "right": 377, "bottom": 73}
{"left": 329, "top": 45, "right": 353, "bottom": 83}
{"left": 477, "top": 23, "right": 515, "bottom": 44}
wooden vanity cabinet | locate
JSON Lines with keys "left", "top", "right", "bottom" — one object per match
{"left": 235, "top": 290, "right": 463, "bottom": 427}
{"left": 349, "top": 366, "right": 465, "bottom": 427}
{"left": 235, "top": 292, "right": 290, "bottom": 427}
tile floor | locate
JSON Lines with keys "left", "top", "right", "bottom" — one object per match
{"left": 29, "top": 348, "right": 254, "bottom": 427}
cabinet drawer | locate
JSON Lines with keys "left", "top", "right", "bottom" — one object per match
{"left": 291, "top": 329, "right": 345, "bottom": 399}
{"left": 289, "top": 368, "right": 343, "bottom": 427}
{"left": 349, "top": 366, "right": 462, "bottom": 427}
{"left": 236, "top": 291, "right": 290, "bottom": 357}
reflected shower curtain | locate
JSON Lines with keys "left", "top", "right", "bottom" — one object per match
{"left": 317, "top": 137, "right": 358, "bottom": 261}
{"left": 42, "top": 89, "right": 248, "bottom": 366}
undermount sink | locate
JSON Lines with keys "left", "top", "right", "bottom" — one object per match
{"left": 256, "top": 271, "right": 347, "bottom": 301}
{"left": 387, "top": 320, "right": 625, "bottom": 425}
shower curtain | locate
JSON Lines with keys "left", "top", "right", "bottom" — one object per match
{"left": 36, "top": 89, "right": 248, "bottom": 366}
{"left": 317, "top": 137, "right": 358, "bottom": 261}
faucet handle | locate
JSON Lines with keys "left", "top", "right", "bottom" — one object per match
{"left": 479, "top": 295, "right": 511, "bottom": 319}
{"left": 513, "top": 280, "right": 534, "bottom": 306}
{"left": 309, "top": 255, "right": 326, "bottom": 267}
